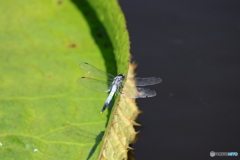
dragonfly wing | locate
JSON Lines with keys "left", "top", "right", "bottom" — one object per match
{"left": 78, "top": 77, "right": 112, "bottom": 92}
{"left": 120, "top": 83, "right": 157, "bottom": 98}
{"left": 130, "top": 77, "right": 162, "bottom": 86}
{"left": 80, "top": 62, "right": 115, "bottom": 80}
{"left": 135, "top": 87, "right": 157, "bottom": 98}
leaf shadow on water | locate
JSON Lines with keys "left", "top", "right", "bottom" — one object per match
{"left": 70, "top": 0, "right": 119, "bottom": 159}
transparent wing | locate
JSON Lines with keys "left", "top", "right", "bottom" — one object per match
{"left": 78, "top": 77, "right": 112, "bottom": 92}
{"left": 120, "top": 83, "right": 157, "bottom": 98}
{"left": 80, "top": 62, "right": 115, "bottom": 80}
{"left": 129, "top": 77, "right": 162, "bottom": 86}
{"left": 135, "top": 87, "right": 157, "bottom": 98}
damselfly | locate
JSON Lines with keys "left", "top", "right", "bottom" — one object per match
{"left": 78, "top": 62, "right": 162, "bottom": 113}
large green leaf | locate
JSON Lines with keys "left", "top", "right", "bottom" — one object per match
{"left": 0, "top": 0, "right": 130, "bottom": 159}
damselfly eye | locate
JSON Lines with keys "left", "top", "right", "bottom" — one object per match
{"left": 118, "top": 74, "right": 125, "bottom": 77}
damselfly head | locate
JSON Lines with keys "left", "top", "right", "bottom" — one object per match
{"left": 117, "top": 74, "right": 125, "bottom": 79}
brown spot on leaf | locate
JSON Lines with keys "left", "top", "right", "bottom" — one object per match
{"left": 57, "top": 0, "right": 62, "bottom": 5}
{"left": 68, "top": 43, "right": 77, "bottom": 48}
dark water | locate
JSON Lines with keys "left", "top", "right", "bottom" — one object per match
{"left": 119, "top": 0, "right": 240, "bottom": 159}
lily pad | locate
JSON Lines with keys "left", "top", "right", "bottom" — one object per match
{"left": 0, "top": 0, "right": 130, "bottom": 159}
